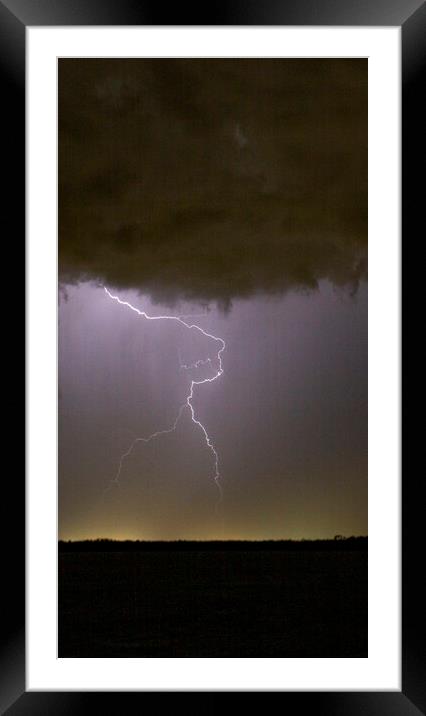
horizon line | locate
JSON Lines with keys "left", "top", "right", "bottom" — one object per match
{"left": 59, "top": 535, "right": 368, "bottom": 543}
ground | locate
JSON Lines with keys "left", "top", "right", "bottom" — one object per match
{"left": 59, "top": 545, "right": 367, "bottom": 657}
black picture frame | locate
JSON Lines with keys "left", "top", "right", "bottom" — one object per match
{"left": 3, "top": 0, "right": 423, "bottom": 711}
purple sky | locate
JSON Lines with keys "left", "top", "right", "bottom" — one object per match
{"left": 59, "top": 280, "right": 367, "bottom": 540}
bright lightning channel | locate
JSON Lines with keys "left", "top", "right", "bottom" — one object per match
{"left": 103, "top": 286, "right": 225, "bottom": 502}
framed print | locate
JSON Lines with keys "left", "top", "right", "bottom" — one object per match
{"left": 2, "top": 0, "right": 423, "bottom": 710}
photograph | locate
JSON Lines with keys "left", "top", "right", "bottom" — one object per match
{"left": 58, "top": 57, "right": 368, "bottom": 658}
{"left": 0, "top": 0, "right": 421, "bottom": 705}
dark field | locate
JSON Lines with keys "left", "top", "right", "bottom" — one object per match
{"left": 59, "top": 542, "right": 367, "bottom": 657}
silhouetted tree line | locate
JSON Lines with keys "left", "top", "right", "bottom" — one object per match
{"left": 58, "top": 536, "right": 367, "bottom": 553}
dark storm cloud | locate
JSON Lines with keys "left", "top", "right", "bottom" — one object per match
{"left": 59, "top": 59, "right": 367, "bottom": 306}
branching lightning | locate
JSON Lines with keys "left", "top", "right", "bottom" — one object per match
{"left": 103, "top": 287, "right": 225, "bottom": 502}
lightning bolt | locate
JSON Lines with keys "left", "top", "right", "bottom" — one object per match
{"left": 103, "top": 287, "right": 225, "bottom": 503}
{"left": 178, "top": 348, "right": 213, "bottom": 372}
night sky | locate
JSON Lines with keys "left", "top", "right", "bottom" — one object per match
{"left": 59, "top": 59, "right": 367, "bottom": 541}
